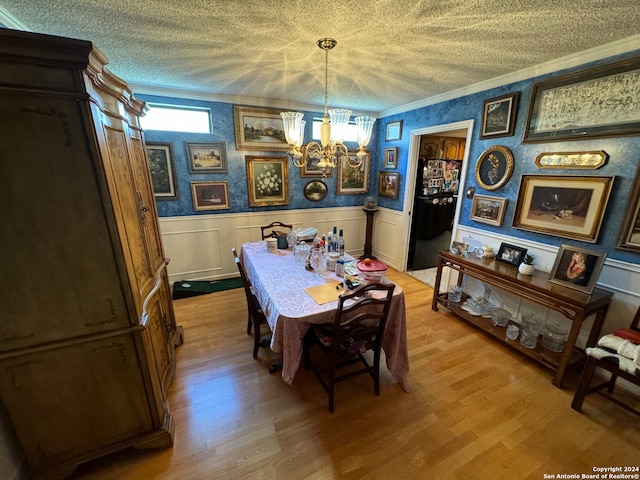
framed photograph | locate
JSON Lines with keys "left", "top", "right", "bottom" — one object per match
{"left": 474, "top": 145, "right": 514, "bottom": 191}
{"left": 617, "top": 163, "right": 640, "bottom": 252}
{"left": 303, "top": 180, "right": 328, "bottom": 202}
{"left": 535, "top": 151, "right": 609, "bottom": 169}
{"left": 385, "top": 120, "right": 402, "bottom": 141}
{"left": 190, "top": 181, "right": 230, "bottom": 211}
{"left": 146, "top": 142, "right": 178, "bottom": 200}
{"left": 513, "top": 175, "right": 614, "bottom": 243}
{"left": 336, "top": 150, "right": 370, "bottom": 195}
{"left": 245, "top": 156, "right": 289, "bottom": 207}
{"left": 548, "top": 245, "right": 607, "bottom": 295}
{"left": 233, "top": 105, "right": 289, "bottom": 151}
{"left": 301, "top": 155, "right": 334, "bottom": 178}
{"left": 496, "top": 243, "right": 528, "bottom": 267}
{"left": 470, "top": 194, "right": 508, "bottom": 226}
{"left": 378, "top": 171, "right": 400, "bottom": 199}
{"left": 523, "top": 55, "right": 640, "bottom": 143}
{"left": 480, "top": 92, "right": 520, "bottom": 139}
{"left": 384, "top": 147, "right": 398, "bottom": 169}
{"left": 186, "top": 142, "right": 227, "bottom": 173}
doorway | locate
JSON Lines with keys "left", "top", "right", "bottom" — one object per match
{"left": 398, "top": 120, "right": 474, "bottom": 283}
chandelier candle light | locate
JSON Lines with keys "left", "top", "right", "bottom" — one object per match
{"left": 280, "top": 38, "right": 376, "bottom": 174}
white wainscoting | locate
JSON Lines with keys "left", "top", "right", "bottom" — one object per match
{"left": 158, "top": 206, "right": 369, "bottom": 284}
{"left": 449, "top": 225, "right": 640, "bottom": 340}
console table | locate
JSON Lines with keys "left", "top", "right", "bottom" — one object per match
{"left": 432, "top": 250, "right": 613, "bottom": 388}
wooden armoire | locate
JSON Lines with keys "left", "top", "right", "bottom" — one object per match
{"left": 0, "top": 29, "right": 182, "bottom": 478}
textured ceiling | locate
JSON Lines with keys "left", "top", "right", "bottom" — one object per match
{"left": 2, "top": 0, "right": 640, "bottom": 114}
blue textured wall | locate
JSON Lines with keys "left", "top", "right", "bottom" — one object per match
{"left": 139, "top": 48, "right": 640, "bottom": 265}
{"left": 375, "top": 50, "right": 640, "bottom": 265}
{"left": 138, "top": 95, "right": 381, "bottom": 216}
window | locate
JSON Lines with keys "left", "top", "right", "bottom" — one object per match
{"left": 140, "top": 104, "right": 211, "bottom": 133}
{"left": 311, "top": 118, "right": 359, "bottom": 143}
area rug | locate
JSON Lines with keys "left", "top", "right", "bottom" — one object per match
{"left": 172, "top": 278, "right": 243, "bottom": 300}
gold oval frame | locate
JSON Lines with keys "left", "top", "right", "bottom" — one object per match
{"left": 475, "top": 145, "right": 514, "bottom": 191}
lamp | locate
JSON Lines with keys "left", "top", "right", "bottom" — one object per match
{"left": 280, "top": 38, "right": 376, "bottom": 174}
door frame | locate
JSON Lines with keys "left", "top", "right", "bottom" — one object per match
{"left": 399, "top": 119, "right": 474, "bottom": 272}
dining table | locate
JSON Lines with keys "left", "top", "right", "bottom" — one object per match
{"left": 240, "top": 240, "right": 410, "bottom": 391}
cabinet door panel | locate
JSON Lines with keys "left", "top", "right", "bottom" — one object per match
{"left": 0, "top": 93, "right": 130, "bottom": 350}
{"left": 100, "top": 124, "right": 155, "bottom": 305}
{"left": 0, "top": 336, "right": 154, "bottom": 471}
{"left": 129, "top": 135, "right": 164, "bottom": 267}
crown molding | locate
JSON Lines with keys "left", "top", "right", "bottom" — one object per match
{"left": 0, "top": 6, "right": 30, "bottom": 30}
{"left": 380, "top": 34, "right": 640, "bottom": 118}
{"left": 130, "top": 84, "right": 379, "bottom": 118}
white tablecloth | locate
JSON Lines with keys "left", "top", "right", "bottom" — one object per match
{"left": 241, "top": 241, "right": 409, "bottom": 391}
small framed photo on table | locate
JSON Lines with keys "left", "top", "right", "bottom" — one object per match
{"left": 496, "top": 243, "right": 527, "bottom": 267}
{"left": 548, "top": 245, "right": 606, "bottom": 295}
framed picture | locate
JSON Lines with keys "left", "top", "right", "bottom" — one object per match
{"left": 523, "top": 55, "right": 640, "bottom": 143}
{"left": 470, "top": 194, "right": 508, "bottom": 226}
{"left": 378, "top": 171, "right": 400, "bottom": 199}
{"left": 513, "top": 175, "right": 614, "bottom": 243}
{"left": 474, "top": 145, "right": 514, "bottom": 191}
{"left": 535, "top": 151, "right": 608, "bottom": 169}
{"left": 548, "top": 245, "right": 606, "bottom": 295}
{"left": 617, "top": 163, "right": 640, "bottom": 252}
{"left": 385, "top": 120, "right": 402, "bottom": 141}
{"left": 303, "top": 180, "right": 328, "bottom": 202}
{"left": 146, "top": 142, "right": 178, "bottom": 200}
{"left": 190, "top": 181, "right": 230, "bottom": 211}
{"left": 384, "top": 147, "right": 398, "bottom": 168}
{"left": 480, "top": 92, "right": 520, "bottom": 139}
{"left": 496, "top": 243, "right": 528, "bottom": 267}
{"left": 301, "top": 155, "right": 334, "bottom": 178}
{"left": 245, "top": 156, "right": 289, "bottom": 207}
{"left": 233, "top": 105, "right": 289, "bottom": 151}
{"left": 186, "top": 142, "right": 227, "bottom": 173}
{"left": 336, "top": 150, "right": 370, "bottom": 195}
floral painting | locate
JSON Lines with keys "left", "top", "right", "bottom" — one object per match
{"left": 245, "top": 156, "right": 289, "bottom": 207}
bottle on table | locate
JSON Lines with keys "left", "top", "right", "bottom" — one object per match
{"left": 338, "top": 229, "right": 345, "bottom": 257}
{"left": 332, "top": 226, "right": 338, "bottom": 252}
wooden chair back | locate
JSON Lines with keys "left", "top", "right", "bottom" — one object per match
{"left": 232, "top": 247, "right": 267, "bottom": 358}
{"left": 260, "top": 221, "right": 293, "bottom": 240}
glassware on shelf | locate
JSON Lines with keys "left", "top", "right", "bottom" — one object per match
{"left": 506, "top": 324, "right": 520, "bottom": 340}
{"left": 541, "top": 323, "right": 569, "bottom": 352}
{"left": 447, "top": 285, "right": 462, "bottom": 304}
{"left": 519, "top": 314, "right": 541, "bottom": 349}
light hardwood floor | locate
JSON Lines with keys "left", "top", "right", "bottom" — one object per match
{"left": 72, "top": 270, "right": 639, "bottom": 479}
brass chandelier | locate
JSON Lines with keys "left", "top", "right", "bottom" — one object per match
{"left": 280, "top": 38, "right": 376, "bottom": 173}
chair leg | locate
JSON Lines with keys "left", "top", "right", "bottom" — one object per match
{"left": 247, "top": 313, "right": 252, "bottom": 335}
{"left": 572, "top": 356, "right": 598, "bottom": 412}
{"left": 252, "top": 316, "right": 261, "bottom": 359}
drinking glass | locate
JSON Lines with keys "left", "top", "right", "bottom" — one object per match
{"left": 309, "top": 247, "right": 325, "bottom": 277}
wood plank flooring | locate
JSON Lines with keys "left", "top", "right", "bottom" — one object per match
{"left": 72, "top": 269, "right": 639, "bottom": 479}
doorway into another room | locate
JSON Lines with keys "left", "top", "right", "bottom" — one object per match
{"left": 399, "top": 120, "right": 474, "bottom": 287}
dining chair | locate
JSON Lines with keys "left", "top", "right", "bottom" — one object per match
{"left": 571, "top": 304, "right": 640, "bottom": 416}
{"left": 232, "top": 247, "right": 270, "bottom": 358}
{"left": 303, "top": 281, "right": 395, "bottom": 413}
{"left": 260, "top": 221, "right": 293, "bottom": 240}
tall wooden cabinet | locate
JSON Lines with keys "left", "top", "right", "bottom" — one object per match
{"left": 0, "top": 29, "right": 182, "bottom": 478}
